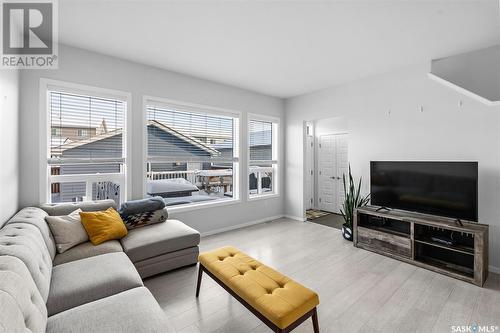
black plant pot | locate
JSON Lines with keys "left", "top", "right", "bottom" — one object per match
{"left": 342, "top": 223, "right": 353, "bottom": 241}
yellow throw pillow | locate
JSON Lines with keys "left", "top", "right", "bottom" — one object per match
{"left": 79, "top": 207, "right": 128, "bottom": 245}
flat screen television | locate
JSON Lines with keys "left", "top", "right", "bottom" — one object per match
{"left": 370, "top": 161, "right": 478, "bottom": 221}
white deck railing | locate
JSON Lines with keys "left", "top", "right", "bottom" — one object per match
{"left": 147, "top": 170, "right": 197, "bottom": 184}
{"left": 249, "top": 166, "right": 274, "bottom": 195}
{"left": 49, "top": 172, "right": 125, "bottom": 204}
{"left": 146, "top": 166, "right": 274, "bottom": 195}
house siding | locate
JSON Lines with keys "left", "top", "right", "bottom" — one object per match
{"left": 250, "top": 145, "right": 272, "bottom": 161}
{"left": 148, "top": 125, "right": 212, "bottom": 158}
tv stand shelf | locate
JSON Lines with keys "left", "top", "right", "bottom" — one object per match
{"left": 414, "top": 238, "right": 474, "bottom": 255}
{"left": 354, "top": 206, "right": 489, "bottom": 286}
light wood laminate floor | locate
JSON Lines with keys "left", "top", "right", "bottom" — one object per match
{"left": 144, "top": 218, "right": 500, "bottom": 333}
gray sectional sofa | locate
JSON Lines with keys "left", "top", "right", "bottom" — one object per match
{"left": 0, "top": 199, "right": 201, "bottom": 333}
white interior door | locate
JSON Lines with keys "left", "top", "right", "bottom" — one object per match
{"left": 318, "top": 134, "right": 348, "bottom": 213}
{"left": 305, "top": 132, "right": 314, "bottom": 210}
{"left": 318, "top": 135, "right": 336, "bottom": 212}
{"left": 335, "top": 134, "right": 349, "bottom": 213}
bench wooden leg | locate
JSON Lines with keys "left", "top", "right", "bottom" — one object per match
{"left": 195, "top": 264, "right": 203, "bottom": 297}
{"left": 311, "top": 308, "right": 319, "bottom": 333}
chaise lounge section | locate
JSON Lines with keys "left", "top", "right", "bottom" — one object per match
{"left": 0, "top": 199, "right": 201, "bottom": 332}
{"left": 41, "top": 200, "right": 201, "bottom": 278}
{"left": 120, "top": 219, "right": 200, "bottom": 278}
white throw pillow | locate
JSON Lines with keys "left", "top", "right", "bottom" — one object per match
{"left": 45, "top": 208, "right": 89, "bottom": 253}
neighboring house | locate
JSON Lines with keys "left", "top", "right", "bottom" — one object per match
{"left": 50, "top": 120, "right": 109, "bottom": 149}
{"left": 51, "top": 120, "right": 220, "bottom": 203}
{"left": 249, "top": 129, "right": 272, "bottom": 161}
{"left": 214, "top": 129, "right": 271, "bottom": 163}
{"left": 52, "top": 126, "right": 95, "bottom": 141}
{"left": 147, "top": 120, "right": 218, "bottom": 172}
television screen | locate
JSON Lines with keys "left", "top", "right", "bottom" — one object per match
{"left": 370, "top": 161, "right": 478, "bottom": 221}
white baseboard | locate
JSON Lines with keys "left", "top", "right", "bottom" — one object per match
{"left": 284, "top": 215, "right": 306, "bottom": 222}
{"left": 201, "top": 215, "right": 284, "bottom": 237}
{"left": 489, "top": 265, "right": 500, "bottom": 274}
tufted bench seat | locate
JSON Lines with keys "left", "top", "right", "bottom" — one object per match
{"left": 197, "top": 246, "right": 320, "bottom": 333}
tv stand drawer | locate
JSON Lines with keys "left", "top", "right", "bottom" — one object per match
{"left": 357, "top": 226, "right": 411, "bottom": 258}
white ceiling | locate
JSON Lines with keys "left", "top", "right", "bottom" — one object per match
{"left": 59, "top": 0, "right": 500, "bottom": 98}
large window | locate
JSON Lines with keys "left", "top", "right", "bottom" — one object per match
{"left": 248, "top": 117, "right": 278, "bottom": 198}
{"left": 47, "top": 88, "right": 127, "bottom": 204}
{"left": 146, "top": 101, "right": 239, "bottom": 208}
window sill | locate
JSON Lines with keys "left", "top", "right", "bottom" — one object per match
{"left": 247, "top": 193, "right": 280, "bottom": 202}
{"left": 166, "top": 198, "right": 241, "bottom": 214}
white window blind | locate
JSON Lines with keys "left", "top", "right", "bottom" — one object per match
{"left": 249, "top": 120, "right": 273, "bottom": 162}
{"left": 146, "top": 105, "right": 238, "bottom": 163}
{"left": 145, "top": 103, "right": 239, "bottom": 204}
{"left": 49, "top": 91, "right": 125, "bottom": 165}
{"left": 47, "top": 89, "right": 126, "bottom": 204}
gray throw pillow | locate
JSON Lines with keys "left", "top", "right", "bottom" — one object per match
{"left": 45, "top": 208, "right": 89, "bottom": 253}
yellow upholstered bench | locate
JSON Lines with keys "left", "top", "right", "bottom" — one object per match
{"left": 196, "top": 246, "right": 320, "bottom": 333}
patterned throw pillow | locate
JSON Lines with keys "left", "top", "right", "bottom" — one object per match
{"left": 122, "top": 209, "right": 168, "bottom": 230}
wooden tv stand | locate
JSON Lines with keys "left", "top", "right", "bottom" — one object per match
{"left": 353, "top": 206, "right": 489, "bottom": 286}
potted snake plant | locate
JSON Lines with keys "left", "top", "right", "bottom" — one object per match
{"left": 340, "top": 166, "right": 370, "bottom": 241}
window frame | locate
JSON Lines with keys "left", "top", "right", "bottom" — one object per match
{"left": 142, "top": 95, "right": 242, "bottom": 212}
{"left": 76, "top": 128, "right": 89, "bottom": 138}
{"left": 247, "top": 113, "right": 280, "bottom": 201}
{"left": 39, "top": 79, "right": 132, "bottom": 204}
{"left": 51, "top": 128, "right": 60, "bottom": 136}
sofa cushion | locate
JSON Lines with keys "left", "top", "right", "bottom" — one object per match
{"left": 80, "top": 208, "right": 128, "bottom": 245}
{"left": 120, "top": 219, "right": 200, "bottom": 263}
{"left": 7, "top": 207, "right": 56, "bottom": 260}
{"left": 0, "top": 256, "right": 47, "bottom": 333}
{"left": 47, "top": 287, "right": 170, "bottom": 333}
{"left": 40, "top": 199, "right": 117, "bottom": 216}
{"left": 53, "top": 240, "right": 123, "bottom": 266}
{"left": 47, "top": 252, "right": 143, "bottom": 316}
{"left": 0, "top": 223, "right": 53, "bottom": 301}
{"left": 45, "top": 208, "right": 89, "bottom": 253}
{"left": 135, "top": 246, "right": 199, "bottom": 278}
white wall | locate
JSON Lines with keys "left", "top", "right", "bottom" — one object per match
{"left": 315, "top": 116, "right": 348, "bottom": 137}
{"left": 285, "top": 63, "right": 500, "bottom": 270}
{"left": 19, "top": 45, "right": 285, "bottom": 234}
{"left": 0, "top": 70, "right": 20, "bottom": 224}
